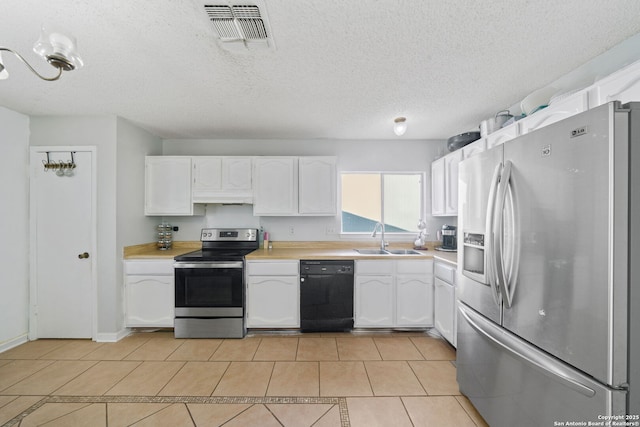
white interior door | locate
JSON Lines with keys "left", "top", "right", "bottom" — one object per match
{"left": 30, "top": 148, "right": 96, "bottom": 339}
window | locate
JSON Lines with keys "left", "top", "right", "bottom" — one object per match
{"left": 341, "top": 172, "right": 424, "bottom": 234}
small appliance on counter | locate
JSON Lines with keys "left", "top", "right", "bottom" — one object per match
{"left": 157, "top": 223, "right": 173, "bottom": 250}
{"left": 436, "top": 224, "right": 457, "bottom": 251}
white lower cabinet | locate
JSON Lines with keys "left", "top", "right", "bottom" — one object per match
{"left": 355, "top": 273, "right": 394, "bottom": 327}
{"left": 124, "top": 260, "right": 175, "bottom": 327}
{"left": 246, "top": 260, "right": 300, "bottom": 328}
{"left": 433, "top": 260, "right": 457, "bottom": 347}
{"left": 355, "top": 259, "right": 433, "bottom": 328}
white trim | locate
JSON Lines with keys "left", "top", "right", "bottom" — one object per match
{"left": 96, "top": 328, "right": 131, "bottom": 343}
{"left": 29, "top": 146, "right": 98, "bottom": 341}
{"left": 0, "top": 334, "right": 29, "bottom": 354}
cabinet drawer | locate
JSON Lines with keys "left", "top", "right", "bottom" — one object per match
{"left": 396, "top": 259, "right": 432, "bottom": 275}
{"left": 434, "top": 261, "right": 456, "bottom": 284}
{"left": 356, "top": 260, "right": 394, "bottom": 275}
{"left": 124, "top": 260, "right": 175, "bottom": 275}
{"left": 247, "top": 261, "right": 299, "bottom": 276}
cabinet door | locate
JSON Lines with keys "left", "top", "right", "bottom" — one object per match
{"left": 589, "top": 61, "right": 640, "bottom": 108}
{"left": 431, "top": 157, "right": 445, "bottom": 216}
{"left": 145, "top": 156, "right": 193, "bottom": 215}
{"left": 519, "top": 91, "right": 588, "bottom": 135}
{"left": 253, "top": 157, "right": 298, "bottom": 216}
{"left": 247, "top": 276, "right": 299, "bottom": 327}
{"left": 486, "top": 124, "right": 519, "bottom": 149}
{"left": 462, "top": 138, "right": 487, "bottom": 159}
{"left": 355, "top": 275, "right": 394, "bottom": 327}
{"left": 222, "top": 157, "right": 252, "bottom": 191}
{"left": 444, "top": 150, "right": 462, "bottom": 215}
{"left": 434, "top": 277, "right": 455, "bottom": 345}
{"left": 396, "top": 275, "right": 433, "bottom": 327}
{"left": 298, "top": 157, "right": 337, "bottom": 215}
{"left": 192, "top": 157, "right": 223, "bottom": 193}
{"left": 125, "top": 275, "right": 174, "bottom": 327}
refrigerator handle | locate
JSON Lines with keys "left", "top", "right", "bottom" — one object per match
{"left": 485, "top": 162, "right": 503, "bottom": 307}
{"left": 505, "top": 168, "right": 521, "bottom": 308}
{"left": 493, "top": 160, "right": 512, "bottom": 307}
{"left": 459, "top": 303, "right": 597, "bottom": 398}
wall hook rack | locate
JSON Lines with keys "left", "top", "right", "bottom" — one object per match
{"left": 42, "top": 151, "right": 76, "bottom": 176}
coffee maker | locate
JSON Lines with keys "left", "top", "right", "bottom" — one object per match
{"left": 440, "top": 225, "right": 457, "bottom": 251}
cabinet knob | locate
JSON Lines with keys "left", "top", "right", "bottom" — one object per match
{"left": 78, "top": 252, "right": 90, "bottom": 259}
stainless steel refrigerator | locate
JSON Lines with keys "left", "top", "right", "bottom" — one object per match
{"left": 456, "top": 101, "right": 639, "bottom": 426}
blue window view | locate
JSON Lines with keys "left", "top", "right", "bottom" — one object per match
{"left": 341, "top": 173, "right": 423, "bottom": 234}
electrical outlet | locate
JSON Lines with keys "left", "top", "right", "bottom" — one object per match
{"left": 289, "top": 226, "right": 295, "bottom": 235}
{"left": 325, "top": 227, "right": 336, "bottom": 235}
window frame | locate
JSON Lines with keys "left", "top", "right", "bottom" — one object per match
{"left": 339, "top": 170, "right": 426, "bottom": 238}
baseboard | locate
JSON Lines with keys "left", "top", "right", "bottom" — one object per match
{"left": 95, "top": 328, "right": 131, "bottom": 343}
{"left": 0, "top": 333, "right": 29, "bottom": 353}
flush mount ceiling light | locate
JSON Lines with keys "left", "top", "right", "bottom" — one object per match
{"left": 0, "top": 25, "right": 83, "bottom": 82}
{"left": 394, "top": 117, "right": 407, "bottom": 136}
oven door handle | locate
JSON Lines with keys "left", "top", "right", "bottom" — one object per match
{"left": 174, "top": 262, "right": 243, "bottom": 269}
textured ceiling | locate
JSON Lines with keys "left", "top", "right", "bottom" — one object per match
{"left": 1, "top": 0, "right": 640, "bottom": 140}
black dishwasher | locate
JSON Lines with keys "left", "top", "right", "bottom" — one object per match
{"left": 300, "top": 260, "right": 354, "bottom": 332}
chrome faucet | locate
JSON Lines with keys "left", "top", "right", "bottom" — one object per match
{"left": 371, "top": 222, "right": 386, "bottom": 250}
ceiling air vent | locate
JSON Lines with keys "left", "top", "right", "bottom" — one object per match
{"left": 203, "top": 2, "right": 274, "bottom": 51}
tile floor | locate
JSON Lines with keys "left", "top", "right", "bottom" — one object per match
{"left": 0, "top": 331, "right": 488, "bottom": 427}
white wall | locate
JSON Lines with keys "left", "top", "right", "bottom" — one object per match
{"left": 0, "top": 107, "right": 30, "bottom": 351}
{"left": 115, "top": 117, "right": 162, "bottom": 332}
{"left": 30, "top": 115, "right": 161, "bottom": 339}
{"left": 162, "top": 138, "right": 455, "bottom": 243}
{"left": 30, "top": 116, "right": 118, "bottom": 336}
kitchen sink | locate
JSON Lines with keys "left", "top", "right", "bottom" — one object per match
{"left": 354, "top": 249, "right": 389, "bottom": 254}
{"left": 386, "top": 249, "right": 422, "bottom": 255}
{"left": 354, "top": 248, "right": 423, "bottom": 255}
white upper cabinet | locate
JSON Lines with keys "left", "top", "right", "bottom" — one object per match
{"left": 589, "top": 60, "right": 640, "bottom": 108}
{"left": 486, "top": 123, "right": 520, "bottom": 149}
{"left": 253, "top": 157, "right": 299, "bottom": 216}
{"left": 145, "top": 156, "right": 202, "bottom": 216}
{"left": 192, "top": 156, "right": 253, "bottom": 203}
{"left": 432, "top": 150, "right": 462, "bottom": 216}
{"left": 431, "top": 157, "right": 445, "bottom": 216}
{"left": 298, "top": 156, "right": 337, "bottom": 215}
{"left": 461, "top": 138, "right": 487, "bottom": 159}
{"left": 519, "top": 91, "right": 589, "bottom": 135}
{"left": 253, "top": 156, "right": 337, "bottom": 216}
{"left": 444, "top": 150, "right": 462, "bottom": 215}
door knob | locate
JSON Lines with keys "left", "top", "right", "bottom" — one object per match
{"left": 78, "top": 252, "right": 90, "bottom": 259}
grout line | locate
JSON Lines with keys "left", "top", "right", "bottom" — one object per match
{"left": 101, "top": 360, "right": 144, "bottom": 395}
{"left": 0, "top": 359, "right": 56, "bottom": 393}
{"left": 155, "top": 361, "right": 188, "bottom": 396}
{"left": 48, "top": 359, "right": 101, "bottom": 395}
{"left": 35, "top": 340, "right": 69, "bottom": 360}
{"left": 406, "top": 360, "right": 429, "bottom": 396}
{"left": 209, "top": 361, "right": 232, "bottom": 397}
{"left": 264, "top": 360, "right": 276, "bottom": 397}
{"left": 399, "top": 396, "right": 417, "bottom": 427}
{"left": 308, "top": 403, "right": 336, "bottom": 427}
{"left": 163, "top": 337, "right": 187, "bottom": 361}
{"left": 360, "top": 361, "right": 376, "bottom": 397}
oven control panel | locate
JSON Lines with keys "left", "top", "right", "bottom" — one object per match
{"left": 201, "top": 228, "right": 257, "bottom": 242}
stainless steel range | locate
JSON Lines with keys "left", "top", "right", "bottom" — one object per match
{"left": 173, "top": 228, "right": 258, "bottom": 338}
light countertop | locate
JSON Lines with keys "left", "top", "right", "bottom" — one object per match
{"left": 124, "top": 240, "right": 458, "bottom": 264}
